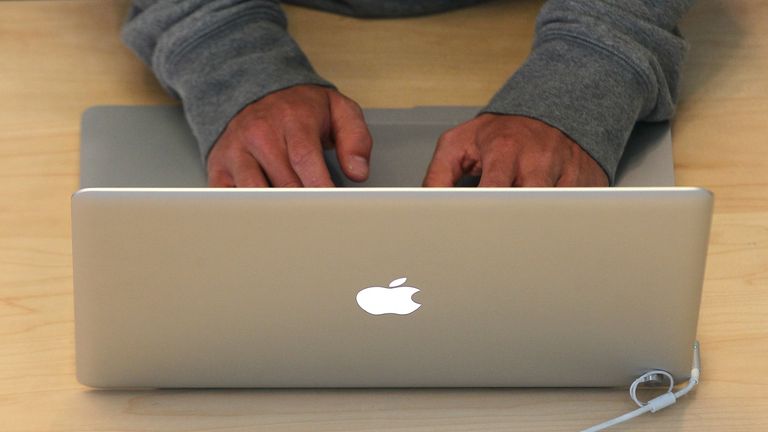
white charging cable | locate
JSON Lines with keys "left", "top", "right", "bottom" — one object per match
{"left": 580, "top": 341, "right": 701, "bottom": 432}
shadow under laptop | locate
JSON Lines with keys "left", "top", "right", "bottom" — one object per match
{"left": 78, "top": 387, "right": 694, "bottom": 429}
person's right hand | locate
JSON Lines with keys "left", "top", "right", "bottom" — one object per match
{"left": 207, "top": 85, "right": 373, "bottom": 187}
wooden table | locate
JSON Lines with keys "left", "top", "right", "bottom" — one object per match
{"left": 2, "top": 0, "right": 766, "bottom": 430}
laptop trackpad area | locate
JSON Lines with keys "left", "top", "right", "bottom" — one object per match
{"left": 324, "top": 122, "right": 480, "bottom": 188}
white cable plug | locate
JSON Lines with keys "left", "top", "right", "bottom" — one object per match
{"left": 580, "top": 341, "right": 701, "bottom": 432}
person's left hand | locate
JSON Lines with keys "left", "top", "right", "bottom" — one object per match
{"left": 422, "top": 113, "right": 609, "bottom": 187}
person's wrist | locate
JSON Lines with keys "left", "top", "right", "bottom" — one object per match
{"left": 481, "top": 38, "right": 647, "bottom": 185}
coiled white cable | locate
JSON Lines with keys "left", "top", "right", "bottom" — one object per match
{"left": 580, "top": 341, "right": 701, "bottom": 432}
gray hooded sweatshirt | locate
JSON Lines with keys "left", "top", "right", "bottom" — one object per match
{"left": 122, "top": 0, "right": 694, "bottom": 183}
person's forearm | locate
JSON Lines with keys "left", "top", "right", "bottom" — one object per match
{"left": 122, "top": 0, "right": 334, "bottom": 160}
{"left": 482, "top": 0, "right": 695, "bottom": 183}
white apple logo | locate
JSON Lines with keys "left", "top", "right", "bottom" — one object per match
{"left": 356, "top": 277, "right": 421, "bottom": 315}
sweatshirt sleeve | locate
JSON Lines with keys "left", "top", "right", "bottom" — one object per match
{"left": 121, "top": 0, "right": 335, "bottom": 160}
{"left": 481, "top": 0, "right": 694, "bottom": 184}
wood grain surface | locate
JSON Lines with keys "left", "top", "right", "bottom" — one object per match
{"left": 1, "top": 0, "right": 766, "bottom": 430}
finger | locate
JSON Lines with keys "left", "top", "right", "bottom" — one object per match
{"left": 514, "top": 153, "right": 560, "bottom": 187}
{"left": 207, "top": 165, "right": 235, "bottom": 187}
{"left": 284, "top": 126, "right": 334, "bottom": 187}
{"left": 478, "top": 160, "right": 515, "bottom": 187}
{"left": 329, "top": 92, "right": 372, "bottom": 182}
{"left": 555, "top": 145, "right": 609, "bottom": 187}
{"left": 228, "top": 151, "right": 270, "bottom": 187}
{"left": 514, "top": 173, "right": 557, "bottom": 187}
{"left": 423, "top": 133, "right": 467, "bottom": 187}
{"left": 477, "top": 137, "right": 517, "bottom": 187}
{"left": 241, "top": 127, "right": 303, "bottom": 187}
{"left": 207, "top": 151, "right": 236, "bottom": 187}
{"left": 556, "top": 163, "right": 609, "bottom": 187}
{"left": 555, "top": 165, "right": 580, "bottom": 187}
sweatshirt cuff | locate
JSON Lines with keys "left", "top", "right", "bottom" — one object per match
{"left": 481, "top": 37, "right": 648, "bottom": 184}
{"left": 160, "top": 20, "right": 334, "bottom": 160}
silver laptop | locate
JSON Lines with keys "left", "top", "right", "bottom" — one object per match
{"left": 73, "top": 106, "right": 711, "bottom": 388}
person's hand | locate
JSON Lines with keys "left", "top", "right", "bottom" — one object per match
{"left": 423, "top": 114, "right": 609, "bottom": 187}
{"left": 207, "top": 85, "right": 372, "bottom": 187}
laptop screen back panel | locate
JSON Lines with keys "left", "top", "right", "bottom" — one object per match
{"left": 72, "top": 188, "right": 711, "bottom": 388}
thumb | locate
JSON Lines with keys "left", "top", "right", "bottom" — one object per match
{"left": 328, "top": 91, "right": 373, "bottom": 182}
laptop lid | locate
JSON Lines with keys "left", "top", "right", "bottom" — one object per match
{"left": 72, "top": 187, "right": 712, "bottom": 388}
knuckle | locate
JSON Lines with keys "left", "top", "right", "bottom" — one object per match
{"left": 240, "top": 118, "right": 271, "bottom": 140}
{"left": 222, "top": 142, "right": 245, "bottom": 161}
{"left": 287, "top": 144, "right": 317, "bottom": 168}
{"left": 241, "top": 124, "right": 280, "bottom": 154}
{"left": 336, "top": 92, "right": 361, "bottom": 110}
{"left": 486, "top": 133, "right": 518, "bottom": 149}
{"left": 279, "top": 102, "right": 316, "bottom": 124}
{"left": 437, "top": 128, "right": 459, "bottom": 144}
{"left": 284, "top": 115, "right": 320, "bottom": 137}
{"left": 528, "top": 144, "right": 560, "bottom": 166}
{"left": 279, "top": 106, "right": 300, "bottom": 122}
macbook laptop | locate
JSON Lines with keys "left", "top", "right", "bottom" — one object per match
{"left": 72, "top": 106, "right": 711, "bottom": 388}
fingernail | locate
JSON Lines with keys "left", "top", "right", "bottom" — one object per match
{"left": 349, "top": 155, "right": 369, "bottom": 178}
